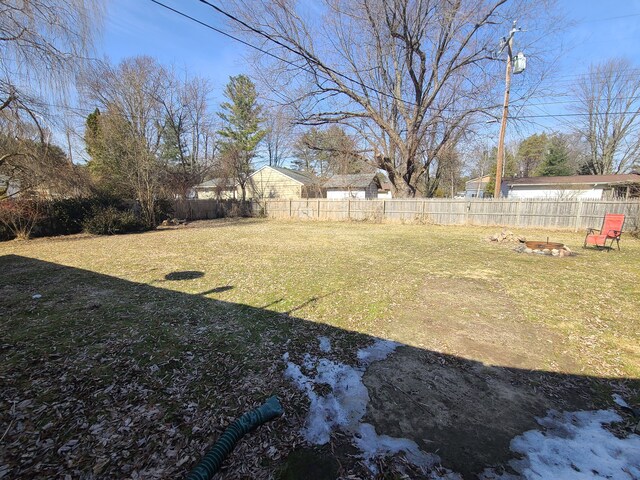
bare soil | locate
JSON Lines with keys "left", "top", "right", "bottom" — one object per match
{"left": 362, "top": 277, "right": 601, "bottom": 478}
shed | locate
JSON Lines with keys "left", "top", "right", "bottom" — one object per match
{"left": 503, "top": 174, "right": 640, "bottom": 200}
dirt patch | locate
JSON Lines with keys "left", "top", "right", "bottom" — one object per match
{"left": 363, "top": 346, "right": 594, "bottom": 478}
{"left": 357, "top": 277, "right": 597, "bottom": 478}
{"left": 399, "top": 276, "right": 579, "bottom": 372}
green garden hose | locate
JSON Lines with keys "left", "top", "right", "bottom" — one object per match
{"left": 186, "top": 396, "right": 284, "bottom": 480}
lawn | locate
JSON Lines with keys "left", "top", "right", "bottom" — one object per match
{"left": 1, "top": 219, "right": 639, "bottom": 479}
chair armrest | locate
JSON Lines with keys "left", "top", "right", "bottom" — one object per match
{"left": 606, "top": 229, "right": 622, "bottom": 238}
{"left": 585, "top": 227, "right": 598, "bottom": 234}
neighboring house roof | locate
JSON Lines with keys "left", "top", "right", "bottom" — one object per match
{"left": 324, "top": 173, "right": 380, "bottom": 189}
{"left": 465, "top": 175, "right": 491, "bottom": 187}
{"left": 194, "top": 178, "right": 236, "bottom": 189}
{"left": 505, "top": 174, "right": 640, "bottom": 187}
{"left": 263, "top": 166, "right": 317, "bottom": 185}
{"left": 465, "top": 175, "right": 491, "bottom": 192}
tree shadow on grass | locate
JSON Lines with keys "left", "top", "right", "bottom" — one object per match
{"left": 0, "top": 254, "right": 637, "bottom": 479}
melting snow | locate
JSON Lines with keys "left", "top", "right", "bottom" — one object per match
{"left": 357, "top": 339, "right": 401, "bottom": 365}
{"left": 612, "top": 394, "right": 630, "bottom": 409}
{"left": 318, "top": 336, "right": 331, "bottom": 353}
{"left": 354, "top": 423, "right": 442, "bottom": 473}
{"left": 484, "top": 409, "right": 640, "bottom": 479}
{"left": 285, "top": 341, "right": 640, "bottom": 478}
{"left": 283, "top": 339, "right": 441, "bottom": 472}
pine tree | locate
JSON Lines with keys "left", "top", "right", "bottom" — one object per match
{"left": 484, "top": 147, "right": 517, "bottom": 197}
{"left": 217, "top": 75, "right": 266, "bottom": 201}
{"left": 537, "top": 136, "right": 573, "bottom": 176}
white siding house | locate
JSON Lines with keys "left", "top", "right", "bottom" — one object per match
{"left": 503, "top": 174, "right": 640, "bottom": 200}
{"left": 464, "top": 175, "right": 491, "bottom": 198}
{"left": 324, "top": 173, "right": 392, "bottom": 199}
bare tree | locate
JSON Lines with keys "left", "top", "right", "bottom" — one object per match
{"left": 574, "top": 59, "right": 640, "bottom": 175}
{"left": 82, "top": 57, "right": 169, "bottom": 227}
{"left": 159, "top": 73, "right": 218, "bottom": 197}
{"left": 292, "top": 125, "right": 370, "bottom": 176}
{"left": 1, "top": 0, "right": 103, "bottom": 195}
{"left": 262, "top": 105, "right": 294, "bottom": 167}
{"left": 225, "top": 0, "right": 555, "bottom": 197}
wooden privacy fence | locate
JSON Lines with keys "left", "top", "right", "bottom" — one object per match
{"left": 261, "top": 198, "right": 640, "bottom": 231}
{"left": 172, "top": 199, "right": 251, "bottom": 220}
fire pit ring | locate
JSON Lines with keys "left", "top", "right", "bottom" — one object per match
{"left": 525, "top": 241, "right": 566, "bottom": 250}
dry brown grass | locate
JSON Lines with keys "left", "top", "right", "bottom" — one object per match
{"left": 1, "top": 219, "right": 638, "bottom": 478}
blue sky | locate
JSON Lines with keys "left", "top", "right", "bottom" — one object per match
{"left": 97, "top": 0, "right": 640, "bottom": 139}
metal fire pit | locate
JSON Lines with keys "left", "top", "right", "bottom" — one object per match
{"left": 525, "top": 240, "right": 565, "bottom": 250}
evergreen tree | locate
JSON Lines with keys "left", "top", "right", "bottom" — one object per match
{"left": 537, "top": 136, "right": 573, "bottom": 176}
{"left": 217, "top": 75, "right": 266, "bottom": 201}
{"left": 516, "top": 133, "right": 548, "bottom": 177}
{"left": 484, "top": 147, "right": 517, "bottom": 197}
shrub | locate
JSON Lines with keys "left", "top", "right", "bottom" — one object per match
{"left": 82, "top": 206, "right": 145, "bottom": 235}
{"left": 0, "top": 199, "right": 44, "bottom": 240}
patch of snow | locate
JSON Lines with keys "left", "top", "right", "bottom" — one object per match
{"left": 318, "top": 336, "right": 331, "bottom": 353}
{"left": 32, "top": 294, "right": 42, "bottom": 299}
{"left": 357, "top": 339, "right": 401, "bottom": 365}
{"left": 284, "top": 339, "right": 453, "bottom": 475}
{"left": 612, "top": 393, "right": 630, "bottom": 409}
{"left": 354, "top": 423, "right": 441, "bottom": 473}
{"left": 486, "top": 409, "right": 640, "bottom": 479}
{"left": 283, "top": 353, "right": 369, "bottom": 445}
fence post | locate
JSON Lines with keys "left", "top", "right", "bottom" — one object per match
{"left": 465, "top": 201, "right": 470, "bottom": 225}
{"left": 382, "top": 199, "right": 386, "bottom": 220}
{"left": 575, "top": 200, "right": 583, "bottom": 231}
{"left": 515, "top": 200, "right": 521, "bottom": 226}
{"left": 317, "top": 199, "right": 321, "bottom": 218}
{"left": 289, "top": 199, "right": 292, "bottom": 218}
{"left": 347, "top": 199, "right": 351, "bottom": 220}
{"left": 421, "top": 200, "right": 426, "bottom": 222}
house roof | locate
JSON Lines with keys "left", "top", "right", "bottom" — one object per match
{"left": 465, "top": 175, "right": 491, "bottom": 187}
{"left": 194, "top": 178, "right": 235, "bottom": 189}
{"left": 266, "top": 166, "right": 316, "bottom": 185}
{"left": 505, "top": 174, "right": 640, "bottom": 187}
{"left": 324, "top": 173, "right": 379, "bottom": 189}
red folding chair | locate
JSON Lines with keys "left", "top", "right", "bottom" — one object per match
{"left": 583, "top": 213, "right": 625, "bottom": 251}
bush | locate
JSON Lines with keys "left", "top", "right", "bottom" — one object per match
{"left": 0, "top": 199, "right": 44, "bottom": 240}
{"left": 82, "top": 206, "right": 146, "bottom": 235}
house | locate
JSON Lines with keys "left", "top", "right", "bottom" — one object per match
{"left": 377, "top": 175, "right": 393, "bottom": 199}
{"left": 193, "top": 178, "right": 237, "bottom": 200}
{"left": 324, "top": 173, "right": 392, "bottom": 199}
{"left": 247, "top": 166, "right": 321, "bottom": 200}
{"left": 464, "top": 175, "right": 491, "bottom": 198}
{"left": 502, "top": 174, "right": 640, "bottom": 200}
{"left": 0, "top": 175, "right": 21, "bottom": 198}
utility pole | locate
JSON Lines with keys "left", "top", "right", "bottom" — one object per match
{"left": 494, "top": 21, "right": 523, "bottom": 198}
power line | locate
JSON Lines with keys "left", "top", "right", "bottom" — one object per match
{"left": 194, "top": 0, "right": 412, "bottom": 105}
{"left": 151, "top": 0, "right": 431, "bottom": 109}
{"left": 512, "top": 95, "right": 640, "bottom": 108}
{"left": 575, "top": 12, "right": 640, "bottom": 23}
{"left": 148, "top": 0, "right": 318, "bottom": 78}
{"left": 513, "top": 110, "right": 640, "bottom": 119}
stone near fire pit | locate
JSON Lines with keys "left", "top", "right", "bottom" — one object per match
{"left": 514, "top": 243, "right": 575, "bottom": 257}
{"left": 488, "top": 229, "right": 526, "bottom": 243}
